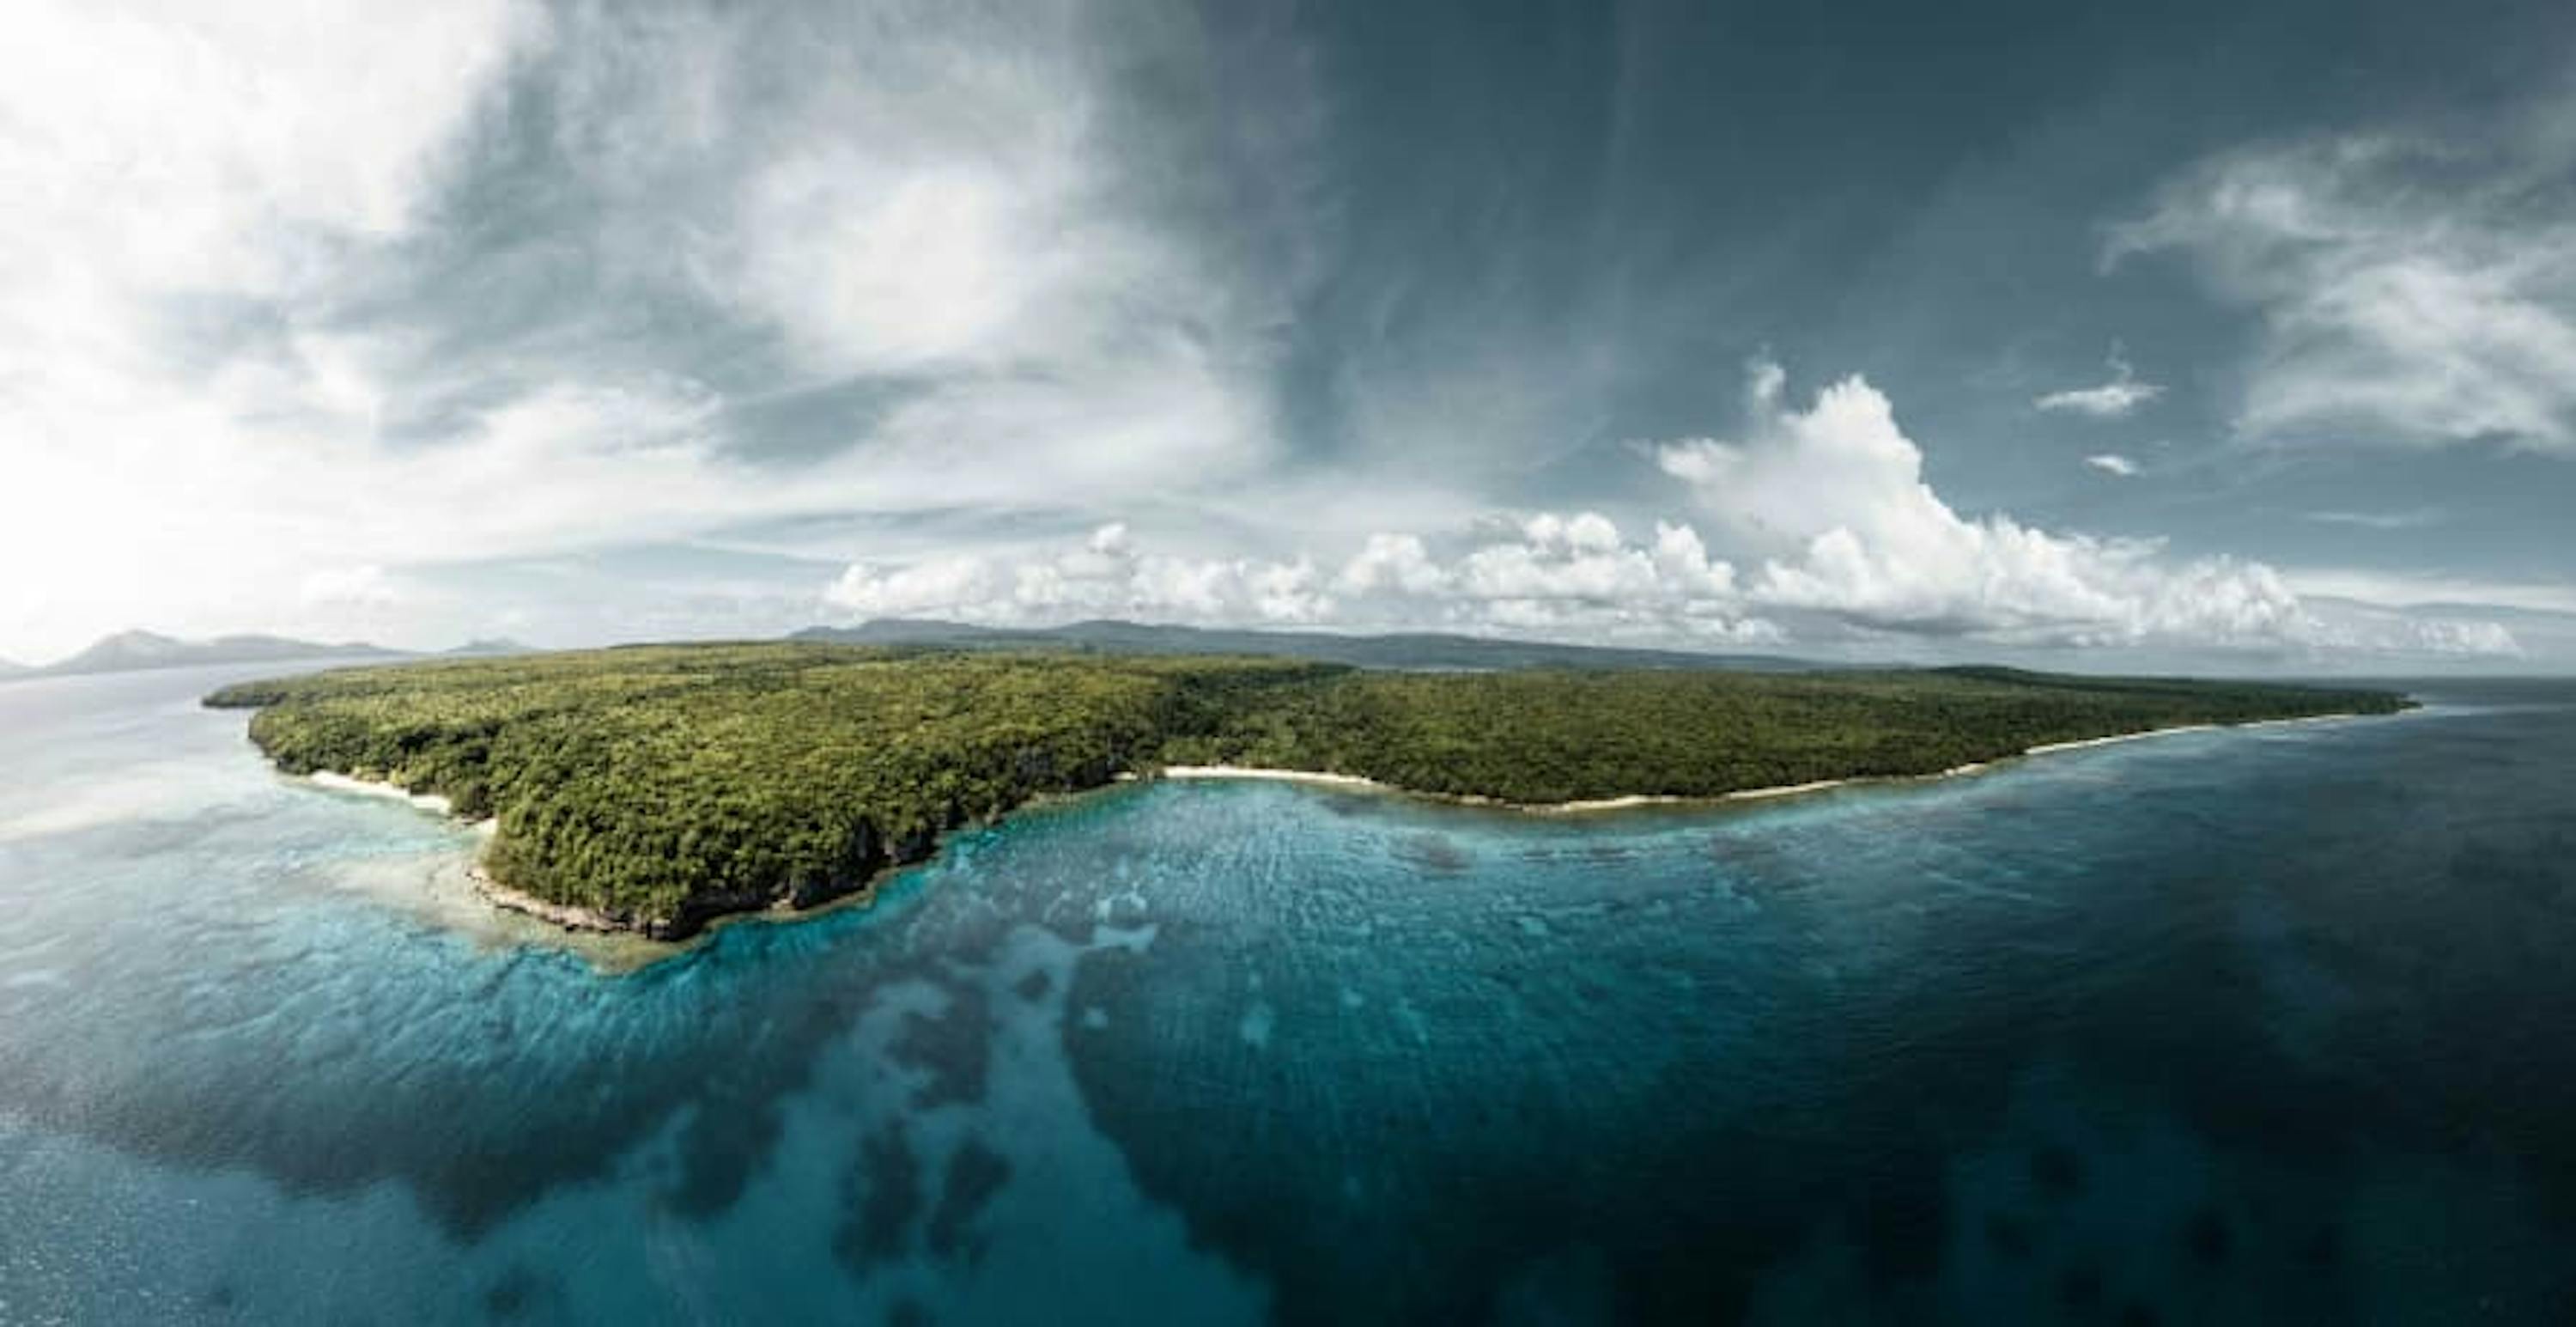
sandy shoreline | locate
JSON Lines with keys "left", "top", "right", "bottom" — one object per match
{"left": 1536, "top": 780, "right": 1851, "bottom": 813}
{"left": 2023, "top": 723, "right": 2220, "bottom": 755}
{"left": 1151, "top": 765, "right": 1864, "bottom": 813}
{"left": 1542, "top": 794, "right": 1687, "bottom": 813}
{"left": 2233, "top": 712, "right": 2363, "bottom": 731}
{"left": 1156, "top": 710, "right": 2377, "bottom": 813}
{"left": 1159, "top": 764, "right": 1389, "bottom": 788}
{"left": 309, "top": 770, "right": 456, "bottom": 816}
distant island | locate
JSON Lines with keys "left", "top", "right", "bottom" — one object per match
{"left": 0, "top": 630, "right": 532, "bottom": 684}
{"left": 204, "top": 639, "right": 2409, "bottom": 940}
{"left": 40, "top": 630, "right": 398, "bottom": 678}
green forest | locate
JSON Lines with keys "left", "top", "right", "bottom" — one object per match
{"left": 206, "top": 645, "right": 2407, "bottom": 938}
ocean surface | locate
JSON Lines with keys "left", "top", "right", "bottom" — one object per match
{"left": 2, "top": 666, "right": 2573, "bottom": 1324}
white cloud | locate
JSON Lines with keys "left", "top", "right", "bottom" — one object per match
{"left": 2282, "top": 569, "right": 2576, "bottom": 615}
{"left": 1656, "top": 364, "right": 2312, "bottom": 646}
{"left": 1337, "top": 534, "right": 1449, "bottom": 597}
{"left": 821, "top": 555, "right": 1007, "bottom": 621}
{"left": 2111, "top": 119, "right": 2576, "bottom": 450}
{"left": 1449, "top": 514, "right": 1735, "bottom": 608}
{"left": 1469, "top": 518, "right": 1743, "bottom": 636}
{"left": 826, "top": 519, "right": 1780, "bottom": 644}
{"left": 2293, "top": 598, "right": 2526, "bottom": 660}
{"left": 2035, "top": 349, "right": 2164, "bottom": 417}
{"left": 2405, "top": 619, "right": 2523, "bottom": 657}
{"left": 825, "top": 525, "right": 1334, "bottom": 626}
{"left": 2302, "top": 508, "right": 2445, "bottom": 531}
{"left": 2085, "top": 453, "right": 2141, "bottom": 478}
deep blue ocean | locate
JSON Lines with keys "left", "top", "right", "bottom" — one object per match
{"left": 3, "top": 666, "right": 2573, "bottom": 1324}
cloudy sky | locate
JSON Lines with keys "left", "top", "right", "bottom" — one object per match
{"left": 5, "top": 0, "right": 2573, "bottom": 671}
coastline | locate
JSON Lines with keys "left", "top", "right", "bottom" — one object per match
{"left": 465, "top": 863, "right": 630, "bottom": 935}
{"left": 296, "top": 766, "right": 938, "bottom": 949}
{"left": 271, "top": 707, "right": 2386, "bottom": 945}
{"left": 1154, "top": 709, "right": 2377, "bottom": 813}
{"left": 305, "top": 770, "right": 640, "bottom": 934}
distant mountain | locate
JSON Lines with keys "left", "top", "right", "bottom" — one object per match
{"left": 0, "top": 656, "right": 27, "bottom": 678}
{"left": 445, "top": 637, "right": 536, "bottom": 657}
{"left": 792, "top": 618, "right": 1820, "bottom": 672}
{"left": 22, "top": 630, "right": 400, "bottom": 679}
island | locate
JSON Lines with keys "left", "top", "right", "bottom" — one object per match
{"left": 204, "top": 642, "right": 2409, "bottom": 940}
{"left": 0, "top": 628, "right": 535, "bottom": 685}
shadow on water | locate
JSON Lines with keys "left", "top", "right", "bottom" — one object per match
{"left": 0, "top": 803, "right": 1050, "bottom": 1239}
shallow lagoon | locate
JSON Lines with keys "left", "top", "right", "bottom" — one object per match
{"left": 3, "top": 666, "right": 2573, "bottom": 1324}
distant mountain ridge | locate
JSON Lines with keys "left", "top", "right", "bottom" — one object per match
{"left": 4, "top": 630, "right": 534, "bottom": 683}
{"left": 446, "top": 638, "right": 536, "bottom": 658}
{"left": 27, "top": 630, "right": 400, "bottom": 679}
{"left": 793, "top": 618, "right": 1821, "bottom": 672}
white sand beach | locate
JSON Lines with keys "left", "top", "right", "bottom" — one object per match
{"left": 2232, "top": 712, "right": 2362, "bottom": 731}
{"left": 1158, "top": 764, "right": 1388, "bottom": 789}
{"left": 310, "top": 770, "right": 456, "bottom": 817}
{"left": 1540, "top": 794, "right": 1687, "bottom": 813}
{"left": 1723, "top": 778, "right": 1851, "bottom": 802}
{"left": 2023, "top": 724, "right": 2219, "bottom": 756}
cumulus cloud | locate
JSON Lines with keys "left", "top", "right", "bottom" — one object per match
{"left": 827, "top": 518, "right": 1779, "bottom": 644}
{"left": 1637, "top": 365, "right": 2524, "bottom": 659}
{"left": 1337, "top": 533, "right": 1449, "bottom": 598}
{"left": 825, "top": 525, "right": 1331, "bottom": 626}
{"left": 2111, "top": 115, "right": 2576, "bottom": 450}
{"left": 1433, "top": 514, "right": 1755, "bottom": 638}
{"left": 2085, "top": 453, "right": 2141, "bottom": 478}
{"left": 1656, "top": 364, "right": 2312, "bottom": 646}
{"left": 2035, "top": 349, "right": 2164, "bottom": 417}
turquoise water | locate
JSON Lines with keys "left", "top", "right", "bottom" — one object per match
{"left": 3, "top": 666, "right": 2573, "bottom": 1324}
